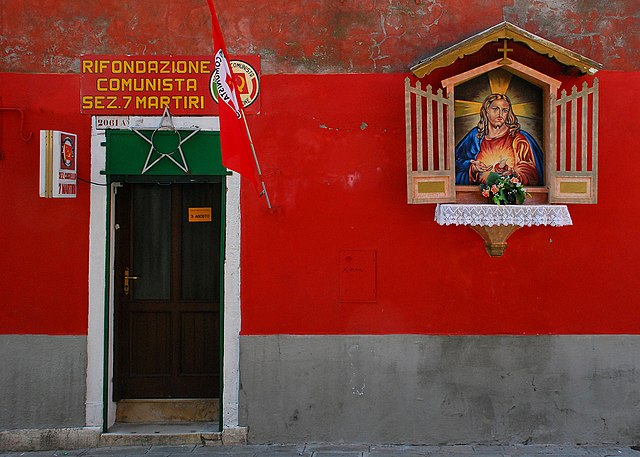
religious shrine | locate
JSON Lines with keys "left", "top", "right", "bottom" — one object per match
{"left": 405, "top": 22, "right": 599, "bottom": 255}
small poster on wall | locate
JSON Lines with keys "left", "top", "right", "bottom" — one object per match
{"left": 39, "top": 130, "right": 77, "bottom": 198}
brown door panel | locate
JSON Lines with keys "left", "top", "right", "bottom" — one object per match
{"left": 114, "top": 183, "right": 221, "bottom": 400}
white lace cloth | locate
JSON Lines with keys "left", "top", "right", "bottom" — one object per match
{"left": 435, "top": 204, "right": 573, "bottom": 227}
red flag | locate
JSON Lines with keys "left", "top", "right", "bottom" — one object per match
{"left": 207, "top": 0, "right": 260, "bottom": 191}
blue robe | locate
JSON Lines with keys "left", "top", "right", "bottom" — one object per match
{"left": 455, "top": 127, "right": 544, "bottom": 185}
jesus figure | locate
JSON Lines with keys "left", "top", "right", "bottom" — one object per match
{"left": 454, "top": 93, "right": 544, "bottom": 186}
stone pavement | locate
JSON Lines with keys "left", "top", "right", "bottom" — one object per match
{"left": 0, "top": 443, "right": 639, "bottom": 457}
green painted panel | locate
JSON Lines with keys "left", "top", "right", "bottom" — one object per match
{"left": 105, "top": 130, "right": 226, "bottom": 176}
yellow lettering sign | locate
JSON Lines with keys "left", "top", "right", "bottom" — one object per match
{"left": 188, "top": 207, "right": 212, "bottom": 223}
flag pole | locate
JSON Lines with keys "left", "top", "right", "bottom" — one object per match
{"left": 240, "top": 111, "right": 272, "bottom": 209}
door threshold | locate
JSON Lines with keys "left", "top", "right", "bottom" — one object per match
{"left": 101, "top": 422, "right": 220, "bottom": 447}
{"left": 116, "top": 398, "right": 219, "bottom": 424}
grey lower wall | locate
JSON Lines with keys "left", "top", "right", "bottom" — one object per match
{"left": 0, "top": 335, "right": 87, "bottom": 430}
{"left": 239, "top": 335, "right": 640, "bottom": 445}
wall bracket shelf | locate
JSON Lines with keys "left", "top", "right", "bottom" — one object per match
{"left": 434, "top": 204, "right": 572, "bottom": 256}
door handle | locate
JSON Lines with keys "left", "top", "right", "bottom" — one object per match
{"left": 124, "top": 267, "right": 140, "bottom": 295}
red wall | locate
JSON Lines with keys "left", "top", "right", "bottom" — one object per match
{"left": 0, "top": 74, "right": 91, "bottom": 335}
{"left": 240, "top": 70, "right": 640, "bottom": 335}
{"left": 1, "top": 3, "right": 638, "bottom": 337}
{"left": 2, "top": 70, "right": 638, "bottom": 336}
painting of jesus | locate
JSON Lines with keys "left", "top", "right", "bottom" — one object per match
{"left": 453, "top": 69, "right": 544, "bottom": 186}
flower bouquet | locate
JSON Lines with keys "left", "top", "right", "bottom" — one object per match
{"left": 480, "top": 172, "right": 531, "bottom": 205}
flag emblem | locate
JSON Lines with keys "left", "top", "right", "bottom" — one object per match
{"left": 212, "top": 49, "right": 242, "bottom": 119}
{"left": 209, "top": 59, "right": 260, "bottom": 109}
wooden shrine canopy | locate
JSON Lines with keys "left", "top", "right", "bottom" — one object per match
{"left": 410, "top": 21, "right": 603, "bottom": 78}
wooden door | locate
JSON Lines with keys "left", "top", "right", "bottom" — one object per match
{"left": 114, "top": 182, "right": 222, "bottom": 399}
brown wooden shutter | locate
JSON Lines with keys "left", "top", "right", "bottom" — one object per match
{"left": 549, "top": 79, "right": 599, "bottom": 204}
{"left": 405, "top": 78, "right": 455, "bottom": 204}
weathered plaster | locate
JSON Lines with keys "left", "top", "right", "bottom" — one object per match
{"left": 0, "top": 335, "right": 87, "bottom": 430}
{"left": 0, "top": 427, "right": 100, "bottom": 452}
{"left": 503, "top": 0, "right": 640, "bottom": 71}
{"left": 1, "top": 1, "right": 637, "bottom": 74}
{"left": 240, "top": 335, "right": 640, "bottom": 445}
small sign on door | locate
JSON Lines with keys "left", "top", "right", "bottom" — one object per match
{"left": 188, "top": 207, "right": 212, "bottom": 222}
